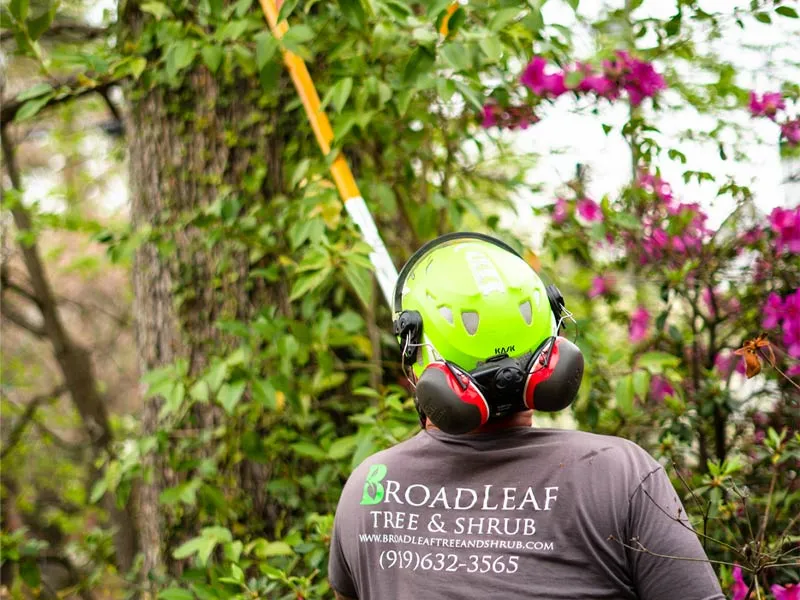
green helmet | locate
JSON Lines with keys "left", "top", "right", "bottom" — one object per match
{"left": 393, "top": 233, "right": 556, "bottom": 378}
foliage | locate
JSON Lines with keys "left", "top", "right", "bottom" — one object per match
{"left": 1, "top": 0, "right": 798, "bottom": 599}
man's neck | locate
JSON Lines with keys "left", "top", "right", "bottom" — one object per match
{"left": 425, "top": 410, "right": 533, "bottom": 434}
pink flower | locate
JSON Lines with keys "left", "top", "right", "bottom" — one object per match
{"left": 732, "top": 565, "right": 749, "bottom": 600}
{"left": 783, "top": 290, "right": 800, "bottom": 358}
{"left": 481, "top": 104, "right": 497, "bottom": 128}
{"left": 521, "top": 57, "right": 567, "bottom": 98}
{"left": 552, "top": 197, "right": 569, "bottom": 224}
{"left": 749, "top": 91, "right": 786, "bottom": 119}
{"left": 754, "top": 429, "right": 766, "bottom": 444}
{"left": 637, "top": 171, "right": 674, "bottom": 204}
{"left": 629, "top": 306, "right": 650, "bottom": 342}
{"left": 588, "top": 275, "right": 614, "bottom": 298}
{"left": 602, "top": 51, "right": 665, "bottom": 106}
{"left": 740, "top": 226, "right": 762, "bottom": 246}
{"left": 649, "top": 376, "right": 675, "bottom": 402}
{"left": 769, "top": 206, "right": 800, "bottom": 254}
{"left": 576, "top": 198, "right": 603, "bottom": 222}
{"left": 771, "top": 583, "right": 800, "bottom": 600}
{"left": 781, "top": 119, "right": 800, "bottom": 146}
{"left": 762, "top": 293, "right": 784, "bottom": 329}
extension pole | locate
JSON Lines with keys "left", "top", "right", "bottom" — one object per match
{"left": 256, "top": 0, "right": 398, "bottom": 307}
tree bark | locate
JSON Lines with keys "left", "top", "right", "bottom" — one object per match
{"left": 125, "top": 50, "right": 289, "bottom": 573}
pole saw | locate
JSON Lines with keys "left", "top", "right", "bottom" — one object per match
{"left": 255, "top": 0, "right": 460, "bottom": 308}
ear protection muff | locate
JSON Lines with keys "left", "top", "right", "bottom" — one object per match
{"left": 393, "top": 233, "right": 585, "bottom": 434}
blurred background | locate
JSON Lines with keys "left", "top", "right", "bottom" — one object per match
{"left": 1, "top": 0, "right": 798, "bottom": 598}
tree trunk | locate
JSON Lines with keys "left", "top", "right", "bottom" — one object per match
{"left": 126, "top": 53, "right": 289, "bottom": 573}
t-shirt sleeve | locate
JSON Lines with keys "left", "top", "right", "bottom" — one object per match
{"left": 626, "top": 465, "right": 725, "bottom": 600}
{"left": 328, "top": 503, "right": 358, "bottom": 599}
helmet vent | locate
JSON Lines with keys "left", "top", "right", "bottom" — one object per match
{"left": 461, "top": 311, "right": 479, "bottom": 335}
{"left": 533, "top": 289, "right": 541, "bottom": 306}
{"left": 438, "top": 305, "right": 454, "bottom": 325}
{"left": 519, "top": 300, "right": 532, "bottom": 325}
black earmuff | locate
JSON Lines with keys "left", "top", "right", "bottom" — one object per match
{"left": 392, "top": 232, "right": 585, "bottom": 434}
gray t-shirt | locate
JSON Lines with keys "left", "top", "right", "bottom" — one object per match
{"left": 328, "top": 427, "right": 724, "bottom": 600}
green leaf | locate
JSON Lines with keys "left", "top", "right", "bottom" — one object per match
{"left": 251, "top": 539, "right": 294, "bottom": 557}
{"left": 234, "top": 0, "right": 253, "bottom": 17}
{"left": 440, "top": 42, "right": 470, "bottom": 72}
{"left": 252, "top": 378, "right": 277, "bottom": 409}
{"left": 637, "top": 352, "right": 681, "bottom": 373}
{"left": 289, "top": 267, "right": 333, "bottom": 300}
{"left": 255, "top": 31, "right": 278, "bottom": 70}
{"left": 289, "top": 158, "right": 311, "bottom": 189}
{"left": 291, "top": 441, "right": 328, "bottom": 460}
{"left": 776, "top": 6, "right": 798, "bottom": 18}
{"left": 615, "top": 375, "right": 634, "bottom": 415}
{"left": 217, "top": 380, "right": 246, "bottom": 414}
{"left": 339, "top": 0, "right": 366, "bottom": 28}
{"left": 201, "top": 526, "right": 233, "bottom": 543}
{"left": 166, "top": 40, "right": 197, "bottom": 79}
{"left": 218, "top": 19, "right": 249, "bottom": 40}
{"left": 201, "top": 45, "right": 224, "bottom": 73}
{"left": 565, "top": 0, "right": 579, "bottom": 10}
{"left": 130, "top": 57, "right": 148, "bottom": 79}
{"left": 15, "top": 82, "right": 53, "bottom": 102}
{"left": 26, "top": 2, "right": 57, "bottom": 40}
{"left": 173, "top": 536, "right": 209, "bottom": 560}
{"left": 278, "top": 0, "right": 299, "bottom": 22}
{"left": 324, "top": 77, "right": 353, "bottom": 113}
{"left": 403, "top": 46, "right": 435, "bottom": 83}
{"left": 19, "top": 558, "right": 40, "bottom": 588}
{"left": 564, "top": 70, "right": 584, "bottom": 89}
{"left": 283, "top": 24, "right": 314, "bottom": 46}
{"left": 14, "top": 93, "right": 54, "bottom": 122}
{"left": 158, "top": 588, "right": 195, "bottom": 600}
{"left": 478, "top": 37, "right": 503, "bottom": 63}
{"left": 9, "top": 0, "right": 29, "bottom": 21}
{"left": 754, "top": 12, "right": 771, "bottom": 23}
{"left": 632, "top": 370, "right": 651, "bottom": 399}
{"left": 488, "top": 7, "right": 520, "bottom": 31}
{"left": 454, "top": 80, "right": 483, "bottom": 111}
{"left": 328, "top": 435, "right": 357, "bottom": 460}
{"left": 89, "top": 478, "right": 108, "bottom": 503}
{"left": 382, "top": 0, "right": 411, "bottom": 19}
{"left": 343, "top": 263, "right": 372, "bottom": 308}
{"left": 140, "top": 1, "right": 173, "bottom": 20}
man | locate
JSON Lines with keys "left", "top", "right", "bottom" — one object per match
{"left": 328, "top": 233, "right": 724, "bottom": 599}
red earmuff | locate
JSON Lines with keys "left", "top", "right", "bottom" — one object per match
{"left": 524, "top": 336, "right": 585, "bottom": 412}
{"left": 415, "top": 362, "right": 490, "bottom": 435}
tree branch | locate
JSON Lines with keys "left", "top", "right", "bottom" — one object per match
{"left": 1, "top": 385, "right": 67, "bottom": 459}
{"left": 1, "top": 76, "right": 120, "bottom": 127}
{"left": 0, "top": 23, "right": 108, "bottom": 43}
{"left": 1, "top": 301, "right": 47, "bottom": 337}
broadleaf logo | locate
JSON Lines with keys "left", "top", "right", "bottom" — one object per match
{"left": 360, "top": 463, "right": 388, "bottom": 505}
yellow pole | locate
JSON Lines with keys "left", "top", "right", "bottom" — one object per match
{"left": 257, "top": 0, "right": 398, "bottom": 307}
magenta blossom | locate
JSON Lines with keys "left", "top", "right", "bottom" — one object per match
{"left": 771, "top": 583, "right": 800, "bottom": 600}
{"left": 576, "top": 197, "right": 603, "bottom": 222}
{"left": 602, "top": 51, "right": 665, "bottom": 106}
{"left": 762, "top": 292, "right": 784, "bottom": 329}
{"left": 749, "top": 91, "right": 786, "bottom": 119}
{"left": 731, "top": 565, "right": 749, "bottom": 600}
{"left": 740, "top": 226, "right": 763, "bottom": 246}
{"left": 552, "top": 197, "right": 569, "bottom": 224}
{"left": 629, "top": 306, "right": 650, "bottom": 342}
{"left": 638, "top": 171, "right": 674, "bottom": 205}
{"left": 649, "top": 376, "right": 675, "bottom": 402}
{"left": 781, "top": 119, "right": 800, "bottom": 146}
{"left": 521, "top": 57, "right": 567, "bottom": 98}
{"left": 481, "top": 104, "right": 497, "bottom": 128}
{"left": 588, "top": 275, "right": 614, "bottom": 298}
{"left": 480, "top": 103, "right": 540, "bottom": 131}
{"left": 769, "top": 205, "right": 800, "bottom": 254}
{"left": 783, "top": 289, "right": 800, "bottom": 358}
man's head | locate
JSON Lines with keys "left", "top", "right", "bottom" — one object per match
{"left": 392, "top": 232, "right": 584, "bottom": 434}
